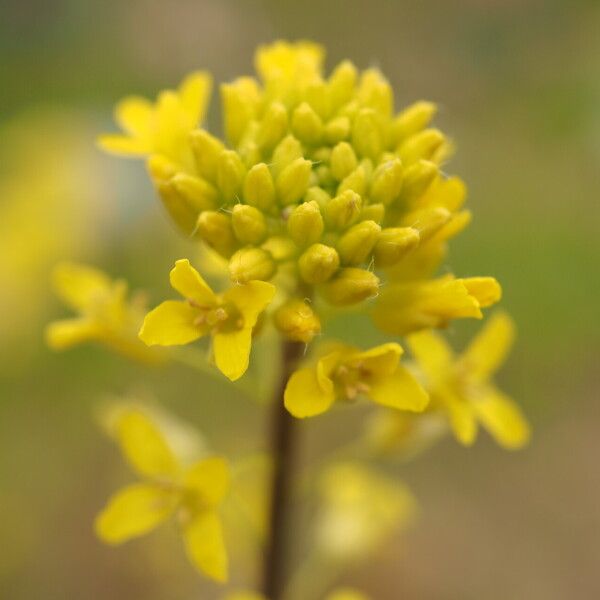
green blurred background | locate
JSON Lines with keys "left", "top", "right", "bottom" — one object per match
{"left": 1, "top": 1, "right": 599, "bottom": 598}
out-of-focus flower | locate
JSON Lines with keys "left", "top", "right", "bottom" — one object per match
{"left": 95, "top": 408, "right": 229, "bottom": 582}
{"left": 139, "top": 259, "right": 275, "bottom": 380}
{"left": 46, "top": 262, "right": 163, "bottom": 364}
{"left": 284, "top": 342, "right": 428, "bottom": 418}
{"left": 224, "top": 589, "right": 369, "bottom": 600}
{"left": 407, "top": 312, "right": 530, "bottom": 448}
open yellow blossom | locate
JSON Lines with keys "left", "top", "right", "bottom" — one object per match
{"left": 45, "top": 262, "right": 162, "bottom": 364}
{"left": 284, "top": 342, "right": 428, "bottom": 418}
{"left": 139, "top": 259, "right": 275, "bottom": 381}
{"left": 95, "top": 408, "right": 229, "bottom": 581}
{"left": 99, "top": 71, "right": 212, "bottom": 169}
{"left": 407, "top": 312, "right": 530, "bottom": 449}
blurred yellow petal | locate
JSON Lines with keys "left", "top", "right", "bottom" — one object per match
{"left": 115, "top": 410, "right": 179, "bottom": 478}
{"left": 139, "top": 300, "right": 204, "bottom": 346}
{"left": 350, "top": 342, "right": 402, "bottom": 378}
{"left": 462, "top": 276, "right": 501, "bottom": 308}
{"left": 185, "top": 457, "right": 230, "bottom": 508}
{"left": 326, "top": 590, "right": 370, "bottom": 600}
{"left": 407, "top": 329, "right": 454, "bottom": 381}
{"left": 223, "top": 281, "right": 276, "bottom": 329}
{"left": 52, "top": 262, "right": 113, "bottom": 312}
{"left": 97, "top": 133, "right": 151, "bottom": 156}
{"left": 213, "top": 328, "right": 252, "bottom": 381}
{"left": 169, "top": 259, "right": 217, "bottom": 305}
{"left": 183, "top": 511, "right": 228, "bottom": 582}
{"left": 369, "top": 365, "right": 429, "bottom": 412}
{"left": 114, "top": 96, "right": 153, "bottom": 136}
{"left": 45, "top": 317, "right": 100, "bottom": 349}
{"left": 460, "top": 312, "right": 516, "bottom": 381}
{"left": 284, "top": 366, "right": 335, "bottom": 418}
{"left": 225, "top": 593, "right": 266, "bottom": 600}
{"left": 95, "top": 483, "right": 176, "bottom": 544}
{"left": 473, "top": 388, "right": 531, "bottom": 449}
{"left": 178, "top": 71, "right": 213, "bottom": 125}
{"left": 444, "top": 393, "right": 477, "bottom": 446}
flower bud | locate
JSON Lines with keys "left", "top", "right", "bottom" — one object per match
{"left": 276, "top": 157, "right": 312, "bottom": 205}
{"left": 291, "top": 102, "right": 323, "bottom": 145}
{"left": 221, "top": 77, "right": 260, "bottom": 146}
{"left": 217, "top": 150, "right": 246, "bottom": 203}
{"left": 271, "top": 135, "right": 303, "bottom": 177}
{"left": 324, "top": 116, "right": 351, "bottom": 144}
{"left": 330, "top": 142, "right": 358, "bottom": 181}
{"left": 392, "top": 101, "right": 437, "bottom": 144}
{"left": 261, "top": 236, "right": 297, "bottom": 262}
{"left": 320, "top": 268, "right": 380, "bottom": 306}
{"left": 352, "top": 108, "right": 383, "bottom": 160}
{"left": 189, "top": 129, "right": 225, "bottom": 182}
{"left": 257, "top": 101, "right": 288, "bottom": 151}
{"left": 287, "top": 201, "right": 324, "bottom": 247}
{"left": 373, "top": 227, "right": 420, "bottom": 267}
{"left": 306, "top": 80, "right": 330, "bottom": 119}
{"left": 337, "top": 164, "right": 367, "bottom": 196}
{"left": 231, "top": 204, "right": 267, "bottom": 244}
{"left": 403, "top": 206, "right": 451, "bottom": 242}
{"left": 274, "top": 299, "right": 321, "bottom": 343}
{"left": 298, "top": 243, "right": 340, "bottom": 284}
{"left": 399, "top": 128, "right": 446, "bottom": 165}
{"left": 171, "top": 173, "right": 218, "bottom": 212}
{"left": 370, "top": 159, "right": 403, "bottom": 205}
{"left": 328, "top": 60, "right": 357, "bottom": 109}
{"left": 196, "top": 211, "right": 238, "bottom": 257}
{"left": 147, "top": 154, "right": 178, "bottom": 181}
{"left": 228, "top": 247, "right": 276, "bottom": 283}
{"left": 155, "top": 180, "right": 198, "bottom": 235}
{"left": 305, "top": 186, "right": 331, "bottom": 211}
{"left": 361, "top": 203, "right": 385, "bottom": 223}
{"left": 337, "top": 220, "right": 381, "bottom": 265}
{"left": 325, "top": 190, "right": 362, "bottom": 230}
{"left": 399, "top": 160, "right": 438, "bottom": 207}
{"left": 243, "top": 163, "right": 276, "bottom": 211}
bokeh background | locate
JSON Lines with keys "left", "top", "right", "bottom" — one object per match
{"left": 1, "top": 1, "right": 599, "bottom": 598}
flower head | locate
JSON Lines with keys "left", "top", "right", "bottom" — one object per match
{"left": 139, "top": 259, "right": 275, "bottom": 380}
{"left": 284, "top": 342, "right": 428, "bottom": 418}
{"left": 95, "top": 408, "right": 229, "bottom": 581}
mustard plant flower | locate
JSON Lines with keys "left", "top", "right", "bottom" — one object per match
{"left": 95, "top": 408, "right": 229, "bottom": 581}
{"left": 139, "top": 259, "right": 275, "bottom": 381}
{"left": 407, "top": 312, "right": 530, "bottom": 449}
{"left": 284, "top": 342, "right": 428, "bottom": 418}
{"left": 46, "top": 262, "right": 162, "bottom": 364}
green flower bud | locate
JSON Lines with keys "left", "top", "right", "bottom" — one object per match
{"left": 392, "top": 100, "right": 437, "bottom": 144}
{"left": 257, "top": 102, "right": 288, "bottom": 152}
{"left": 324, "top": 116, "right": 351, "bottom": 144}
{"left": 171, "top": 173, "right": 218, "bottom": 212}
{"left": 352, "top": 108, "right": 382, "bottom": 160}
{"left": 298, "top": 243, "right": 340, "bottom": 284}
{"left": 243, "top": 163, "right": 276, "bottom": 211}
{"left": 189, "top": 129, "right": 226, "bottom": 182}
{"left": 320, "top": 268, "right": 380, "bottom": 306}
{"left": 196, "top": 211, "right": 237, "bottom": 257}
{"left": 217, "top": 150, "right": 246, "bottom": 203}
{"left": 231, "top": 204, "right": 267, "bottom": 244}
{"left": 399, "top": 128, "right": 446, "bottom": 165}
{"left": 399, "top": 160, "right": 438, "bottom": 207}
{"left": 287, "top": 200, "right": 324, "bottom": 247}
{"left": 274, "top": 299, "right": 321, "bottom": 343}
{"left": 325, "top": 190, "right": 362, "bottom": 230}
{"left": 291, "top": 102, "right": 323, "bottom": 145}
{"left": 373, "top": 227, "right": 420, "bottom": 267}
{"left": 276, "top": 157, "right": 312, "bottom": 205}
{"left": 370, "top": 159, "right": 403, "bottom": 205}
{"left": 330, "top": 142, "right": 358, "bottom": 181}
{"left": 337, "top": 220, "right": 381, "bottom": 265}
{"left": 271, "top": 135, "right": 303, "bottom": 177}
{"left": 228, "top": 247, "right": 276, "bottom": 283}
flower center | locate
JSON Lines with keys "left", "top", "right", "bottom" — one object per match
{"left": 333, "top": 363, "right": 371, "bottom": 401}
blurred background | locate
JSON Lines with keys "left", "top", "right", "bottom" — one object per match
{"left": 1, "top": 1, "right": 599, "bottom": 598}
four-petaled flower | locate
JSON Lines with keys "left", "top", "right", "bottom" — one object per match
{"left": 408, "top": 312, "right": 530, "bottom": 448}
{"left": 284, "top": 342, "right": 429, "bottom": 418}
{"left": 139, "top": 259, "right": 275, "bottom": 381}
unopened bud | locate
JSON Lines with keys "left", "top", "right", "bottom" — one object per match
{"left": 261, "top": 236, "right": 297, "bottom": 262}
{"left": 271, "top": 135, "right": 303, "bottom": 177}
{"left": 320, "top": 268, "right": 380, "bottom": 306}
{"left": 399, "top": 160, "right": 438, "bottom": 207}
{"left": 330, "top": 142, "right": 358, "bottom": 181}
{"left": 328, "top": 60, "right": 357, "bottom": 109}
{"left": 298, "top": 244, "right": 340, "bottom": 284}
{"left": 243, "top": 163, "right": 276, "bottom": 212}
{"left": 337, "top": 220, "right": 381, "bottom": 265}
{"left": 403, "top": 206, "right": 451, "bottom": 242}
{"left": 276, "top": 157, "right": 312, "bottom": 205}
{"left": 374, "top": 227, "right": 420, "bottom": 267}
{"left": 304, "top": 187, "right": 331, "bottom": 211}
{"left": 337, "top": 164, "right": 368, "bottom": 196}
{"left": 196, "top": 211, "right": 237, "bottom": 257}
{"left": 392, "top": 101, "right": 437, "bottom": 144}
{"left": 217, "top": 150, "right": 246, "bottom": 203}
{"left": 361, "top": 203, "right": 385, "bottom": 223}
{"left": 147, "top": 154, "right": 178, "bottom": 181}
{"left": 274, "top": 299, "right": 321, "bottom": 343}
{"left": 324, "top": 116, "right": 351, "bottom": 144}
{"left": 228, "top": 247, "right": 275, "bottom": 283}
{"left": 221, "top": 77, "right": 260, "bottom": 146}
{"left": 352, "top": 108, "right": 383, "bottom": 160}
{"left": 171, "top": 173, "right": 218, "bottom": 212}
{"left": 257, "top": 102, "right": 288, "bottom": 152}
{"left": 155, "top": 180, "right": 197, "bottom": 235}
{"left": 291, "top": 102, "right": 323, "bottom": 145}
{"left": 370, "top": 159, "right": 403, "bottom": 205}
{"left": 231, "top": 204, "right": 267, "bottom": 244}
{"left": 325, "top": 190, "right": 362, "bottom": 230}
{"left": 287, "top": 201, "right": 324, "bottom": 247}
{"left": 190, "top": 129, "right": 226, "bottom": 182}
{"left": 399, "top": 128, "right": 446, "bottom": 165}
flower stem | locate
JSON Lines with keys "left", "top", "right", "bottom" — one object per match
{"left": 262, "top": 339, "right": 305, "bottom": 600}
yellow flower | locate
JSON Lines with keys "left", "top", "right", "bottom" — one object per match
{"left": 99, "top": 71, "right": 212, "bottom": 169}
{"left": 139, "top": 259, "right": 275, "bottom": 381}
{"left": 45, "top": 262, "right": 162, "bottom": 364}
{"left": 284, "top": 342, "right": 428, "bottom": 418}
{"left": 224, "top": 590, "right": 369, "bottom": 600}
{"left": 407, "top": 312, "right": 530, "bottom": 449}
{"left": 95, "top": 408, "right": 229, "bottom": 581}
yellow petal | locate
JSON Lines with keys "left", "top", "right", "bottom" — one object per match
{"left": 169, "top": 259, "right": 217, "bottom": 305}
{"left": 182, "top": 511, "right": 228, "bottom": 582}
{"left": 225, "top": 593, "right": 266, "bottom": 600}
{"left": 473, "top": 388, "right": 530, "bottom": 449}
{"left": 178, "top": 71, "right": 212, "bottom": 125}
{"left": 97, "top": 133, "right": 151, "bottom": 156}
{"left": 406, "top": 329, "right": 454, "bottom": 382}
{"left": 114, "top": 95, "right": 153, "bottom": 136}
{"left": 213, "top": 328, "right": 252, "bottom": 381}
{"left": 325, "top": 589, "right": 370, "bottom": 600}
{"left": 139, "top": 300, "right": 205, "bottom": 346}
{"left": 444, "top": 392, "right": 477, "bottom": 446}
{"left": 185, "top": 457, "right": 230, "bottom": 508}
{"left": 461, "top": 276, "right": 502, "bottom": 308}
{"left": 52, "top": 262, "right": 113, "bottom": 312}
{"left": 368, "top": 365, "right": 429, "bottom": 412}
{"left": 349, "top": 343, "right": 403, "bottom": 378}
{"left": 115, "top": 409, "right": 179, "bottom": 478}
{"left": 45, "top": 317, "right": 101, "bottom": 349}
{"left": 460, "top": 312, "right": 515, "bottom": 381}
{"left": 95, "top": 483, "right": 176, "bottom": 545}
{"left": 223, "top": 280, "right": 276, "bottom": 329}
{"left": 284, "top": 366, "right": 336, "bottom": 418}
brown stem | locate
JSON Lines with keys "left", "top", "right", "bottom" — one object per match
{"left": 262, "top": 339, "right": 305, "bottom": 600}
